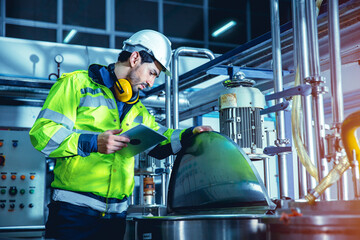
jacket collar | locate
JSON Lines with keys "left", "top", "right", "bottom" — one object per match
{"left": 88, "top": 64, "right": 107, "bottom": 86}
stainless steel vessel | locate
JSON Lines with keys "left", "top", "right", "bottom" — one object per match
{"left": 135, "top": 214, "right": 266, "bottom": 240}
{"left": 261, "top": 200, "right": 360, "bottom": 240}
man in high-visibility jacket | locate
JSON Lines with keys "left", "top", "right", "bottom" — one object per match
{"left": 29, "top": 29, "right": 213, "bottom": 240}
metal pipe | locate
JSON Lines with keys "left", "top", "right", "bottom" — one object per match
{"left": 351, "top": 149, "right": 360, "bottom": 199}
{"left": 328, "top": 0, "right": 347, "bottom": 200}
{"left": 56, "top": 0, "right": 63, "bottom": 43}
{"left": 270, "top": 0, "right": 290, "bottom": 198}
{"left": 141, "top": 93, "right": 189, "bottom": 109}
{"left": 139, "top": 175, "right": 144, "bottom": 205}
{"left": 264, "top": 157, "right": 271, "bottom": 196}
{"left": 171, "top": 47, "right": 215, "bottom": 129}
{"left": 305, "top": 0, "right": 328, "bottom": 200}
{"left": 165, "top": 74, "right": 172, "bottom": 128}
{"left": 246, "top": 0, "right": 252, "bottom": 42}
{"left": 161, "top": 172, "right": 166, "bottom": 205}
{"left": 172, "top": 50, "right": 180, "bottom": 129}
{"left": 306, "top": 0, "right": 321, "bottom": 75}
{"left": 296, "top": 0, "right": 318, "bottom": 192}
{"left": 161, "top": 47, "right": 215, "bottom": 205}
{"left": 292, "top": 0, "right": 307, "bottom": 199}
{"left": 164, "top": 74, "right": 172, "bottom": 206}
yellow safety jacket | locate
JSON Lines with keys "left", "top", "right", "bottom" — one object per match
{"left": 29, "top": 66, "right": 188, "bottom": 200}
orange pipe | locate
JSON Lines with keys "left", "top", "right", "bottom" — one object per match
{"left": 341, "top": 110, "right": 360, "bottom": 166}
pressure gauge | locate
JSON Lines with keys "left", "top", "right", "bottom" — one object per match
{"left": 54, "top": 54, "right": 64, "bottom": 64}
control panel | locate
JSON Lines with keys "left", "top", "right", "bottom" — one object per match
{"left": 0, "top": 130, "right": 46, "bottom": 231}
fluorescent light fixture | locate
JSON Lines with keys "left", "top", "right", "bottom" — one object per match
{"left": 63, "top": 29, "right": 78, "bottom": 43}
{"left": 212, "top": 20, "right": 237, "bottom": 37}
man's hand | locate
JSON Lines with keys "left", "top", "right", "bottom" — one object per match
{"left": 192, "top": 125, "right": 213, "bottom": 135}
{"left": 97, "top": 129, "right": 130, "bottom": 154}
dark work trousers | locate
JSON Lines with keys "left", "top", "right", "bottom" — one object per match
{"left": 45, "top": 201, "right": 127, "bottom": 240}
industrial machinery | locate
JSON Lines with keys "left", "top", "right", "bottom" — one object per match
{"left": 129, "top": 131, "right": 275, "bottom": 240}
{"left": 2, "top": 0, "right": 360, "bottom": 239}
{"left": 0, "top": 130, "right": 46, "bottom": 238}
{"left": 219, "top": 74, "right": 265, "bottom": 157}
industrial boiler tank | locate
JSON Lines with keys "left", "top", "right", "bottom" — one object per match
{"left": 129, "top": 131, "right": 276, "bottom": 240}
{"left": 219, "top": 76, "right": 265, "bottom": 156}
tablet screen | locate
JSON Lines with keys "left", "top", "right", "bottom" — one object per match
{"left": 116, "top": 124, "right": 167, "bottom": 157}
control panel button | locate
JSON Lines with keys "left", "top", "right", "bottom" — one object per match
{"left": 1, "top": 189, "right": 5, "bottom": 194}
{"left": 9, "top": 203, "right": 15, "bottom": 209}
{"left": 0, "top": 203, "right": 5, "bottom": 208}
{"left": 9, "top": 187, "right": 17, "bottom": 196}
{"left": 19, "top": 204, "right": 25, "bottom": 209}
{"left": 29, "top": 189, "right": 35, "bottom": 194}
{"left": 12, "top": 141, "right": 18, "bottom": 148}
{"left": 1, "top": 175, "right": 6, "bottom": 180}
{"left": 20, "top": 189, "right": 25, "bottom": 195}
{"left": 11, "top": 175, "right": 16, "bottom": 180}
{"left": 28, "top": 203, "right": 33, "bottom": 208}
{"left": 30, "top": 175, "right": 35, "bottom": 180}
{"left": 20, "top": 175, "right": 26, "bottom": 180}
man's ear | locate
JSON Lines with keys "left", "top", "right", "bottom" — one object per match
{"left": 129, "top": 51, "right": 141, "bottom": 68}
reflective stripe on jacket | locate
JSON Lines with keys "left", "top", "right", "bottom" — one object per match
{"left": 29, "top": 68, "right": 186, "bottom": 200}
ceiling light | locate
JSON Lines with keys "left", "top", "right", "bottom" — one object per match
{"left": 63, "top": 29, "right": 78, "bottom": 44}
{"left": 212, "top": 20, "right": 237, "bottom": 38}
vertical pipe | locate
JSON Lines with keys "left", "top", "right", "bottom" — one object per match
{"left": 264, "top": 157, "right": 271, "bottom": 196}
{"left": 270, "top": 0, "right": 289, "bottom": 198}
{"left": 306, "top": 0, "right": 328, "bottom": 200}
{"left": 172, "top": 53, "right": 180, "bottom": 130}
{"left": 306, "top": 0, "right": 321, "bottom": 75}
{"left": 165, "top": 74, "right": 172, "bottom": 129}
{"left": 292, "top": 0, "right": 307, "bottom": 199}
{"left": 164, "top": 74, "right": 172, "bottom": 205}
{"left": 56, "top": 0, "right": 63, "bottom": 43}
{"left": 328, "top": 0, "right": 344, "bottom": 124}
{"left": 106, "top": 0, "right": 115, "bottom": 49}
{"left": 296, "top": 0, "right": 318, "bottom": 192}
{"left": 158, "top": 0, "right": 164, "bottom": 33}
{"left": 161, "top": 172, "right": 166, "bottom": 205}
{"left": 328, "top": 0, "right": 347, "bottom": 200}
{"left": 0, "top": 0, "right": 5, "bottom": 37}
{"left": 203, "top": 0, "right": 209, "bottom": 49}
{"left": 139, "top": 175, "right": 144, "bottom": 205}
{"left": 352, "top": 149, "right": 360, "bottom": 199}
{"left": 246, "top": 0, "right": 252, "bottom": 42}
{"left": 172, "top": 47, "right": 215, "bottom": 129}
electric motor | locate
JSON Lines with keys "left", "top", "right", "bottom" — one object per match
{"left": 219, "top": 77, "right": 265, "bottom": 155}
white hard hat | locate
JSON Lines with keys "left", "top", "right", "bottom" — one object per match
{"left": 123, "top": 29, "right": 172, "bottom": 76}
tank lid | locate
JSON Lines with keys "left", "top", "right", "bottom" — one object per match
{"left": 167, "top": 132, "right": 276, "bottom": 215}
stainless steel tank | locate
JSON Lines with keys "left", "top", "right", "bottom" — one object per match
{"left": 261, "top": 200, "right": 360, "bottom": 240}
{"left": 135, "top": 214, "right": 266, "bottom": 240}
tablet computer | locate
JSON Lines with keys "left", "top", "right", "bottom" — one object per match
{"left": 117, "top": 124, "right": 167, "bottom": 157}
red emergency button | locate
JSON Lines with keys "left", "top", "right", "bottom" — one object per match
{"left": 11, "top": 175, "right": 16, "bottom": 180}
{"left": 30, "top": 175, "right": 35, "bottom": 180}
{"left": 1, "top": 175, "right": 6, "bottom": 180}
{"left": 20, "top": 175, "right": 26, "bottom": 180}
